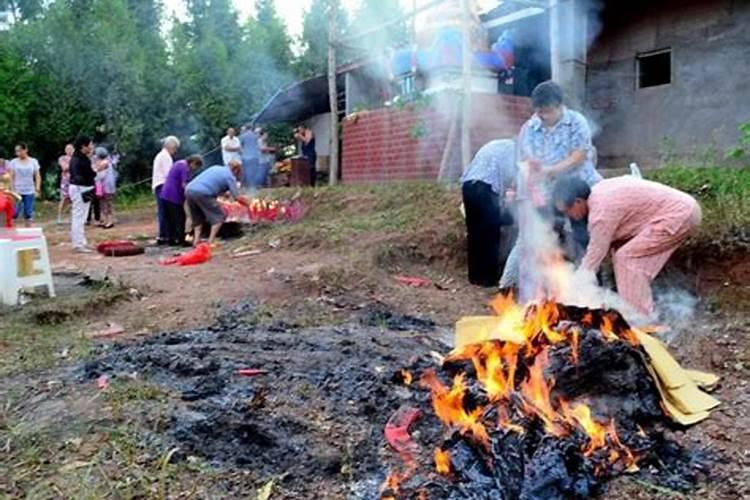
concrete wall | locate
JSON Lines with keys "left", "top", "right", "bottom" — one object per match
{"left": 585, "top": 0, "right": 750, "bottom": 168}
{"left": 341, "top": 93, "right": 531, "bottom": 183}
{"left": 307, "top": 113, "right": 331, "bottom": 157}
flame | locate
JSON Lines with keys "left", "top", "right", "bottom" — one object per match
{"left": 420, "top": 370, "right": 490, "bottom": 447}
{"left": 570, "top": 328, "right": 580, "bottom": 365}
{"left": 416, "top": 294, "right": 650, "bottom": 481}
{"left": 560, "top": 402, "right": 607, "bottom": 455}
{"left": 401, "top": 369, "right": 413, "bottom": 385}
{"left": 519, "top": 350, "right": 565, "bottom": 436}
{"left": 434, "top": 448, "right": 451, "bottom": 475}
{"left": 447, "top": 340, "right": 519, "bottom": 401}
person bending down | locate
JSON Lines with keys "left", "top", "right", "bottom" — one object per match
{"left": 552, "top": 176, "right": 701, "bottom": 316}
{"left": 461, "top": 139, "right": 516, "bottom": 287}
{"left": 185, "top": 159, "right": 249, "bottom": 246}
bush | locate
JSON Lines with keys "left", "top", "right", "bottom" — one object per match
{"left": 647, "top": 165, "right": 750, "bottom": 248}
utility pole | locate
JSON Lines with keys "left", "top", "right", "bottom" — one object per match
{"left": 327, "top": 0, "right": 340, "bottom": 186}
{"left": 460, "top": 0, "right": 472, "bottom": 171}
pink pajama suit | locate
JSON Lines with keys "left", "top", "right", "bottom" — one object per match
{"left": 581, "top": 177, "right": 701, "bottom": 315}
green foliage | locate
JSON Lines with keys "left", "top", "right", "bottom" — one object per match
{"left": 726, "top": 122, "right": 750, "bottom": 161}
{"left": 647, "top": 165, "right": 750, "bottom": 245}
{"left": 350, "top": 0, "right": 409, "bottom": 51}
{"left": 0, "top": 0, "right": 296, "bottom": 189}
{"left": 296, "top": 0, "right": 349, "bottom": 78}
{"left": 0, "top": 41, "right": 34, "bottom": 148}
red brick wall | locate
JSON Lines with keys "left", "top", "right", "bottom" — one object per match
{"left": 342, "top": 94, "right": 531, "bottom": 183}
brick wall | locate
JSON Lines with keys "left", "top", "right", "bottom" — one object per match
{"left": 342, "top": 93, "right": 531, "bottom": 183}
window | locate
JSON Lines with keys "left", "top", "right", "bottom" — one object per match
{"left": 637, "top": 49, "right": 672, "bottom": 88}
{"left": 399, "top": 74, "right": 417, "bottom": 96}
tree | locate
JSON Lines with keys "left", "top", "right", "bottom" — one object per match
{"left": 0, "top": 40, "right": 34, "bottom": 148}
{"left": 296, "top": 0, "right": 348, "bottom": 78}
{"left": 0, "top": 0, "right": 43, "bottom": 22}
{"left": 349, "top": 0, "right": 409, "bottom": 53}
{"left": 251, "top": 0, "right": 293, "bottom": 73}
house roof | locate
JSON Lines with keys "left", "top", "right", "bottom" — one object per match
{"left": 253, "top": 58, "right": 376, "bottom": 125}
{"left": 253, "top": 75, "right": 332, "bottom": 125}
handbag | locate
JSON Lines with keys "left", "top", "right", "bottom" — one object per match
{"left": 81, "top": 188, "right": 96, "bottom": 203}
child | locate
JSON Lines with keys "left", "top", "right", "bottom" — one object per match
{"left": 94, "top": 147, "right": 118, "bottom": 229}
{"left": 57, "top": 144, "right": 73, "bottom": 224}
{"left": 0, "top": 158, "right": 20, "bottom": 228}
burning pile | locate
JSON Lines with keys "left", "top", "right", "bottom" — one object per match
{"left": 382, "top": 295, "right": 716, "bottom": 499}
{"left": 220, "top": 197, "right": 305, "bottom": 223}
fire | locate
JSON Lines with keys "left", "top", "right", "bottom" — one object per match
{"left": 420, "top": 370, "right": 490, "bottom": 447}
{"left": 394, "top": 292, "right": 649, "bottom": 493}
{"left": 519, "top": 350, "right": 565, "bottom": 436}
{"left": 447, "top": 340, "right": 519, "bottom": 401}
{"left": 560, "top": 402, "right": 607, "bottom": 455}
{"left": 434, "top": 448, "right": 451, "bottom": 475}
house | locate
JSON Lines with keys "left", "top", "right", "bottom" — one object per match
{"left": 255, "top": 0, "right": 750, "bottom": 184}
{"left": 583, "top": 0, "right": 750, "bottom": 168}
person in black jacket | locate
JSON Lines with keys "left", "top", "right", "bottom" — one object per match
{"left": 68, "top": 136, "right": 96, "bottom": 252}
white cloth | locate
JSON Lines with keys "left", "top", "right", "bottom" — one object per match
{"left": 9, "top": 157, "right": 40, "bottom": 195}
{"left": 152, "top": 149, "right": 173, "bottom": 191}
{"left": 69, "top": 185, "right": 92, "bottom": 248}
{"left": 221, "top": 135, "right": 241, "bottom": 166}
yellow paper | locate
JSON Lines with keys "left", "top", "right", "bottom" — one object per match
{"left": 685, "top": 369, "right": 720, "bottom": 390}
{"left": 455, "top": 316, "right": 526, "bottom": 347}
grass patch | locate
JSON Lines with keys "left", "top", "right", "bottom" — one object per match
{"left": 248, "top": 182, "right": 465, "bottom": 268}
{"left": 0, "top": 280, "right": 129, "bottom": 377}
{"left": 647, "top": 165, "right": 750, "bottom": 250}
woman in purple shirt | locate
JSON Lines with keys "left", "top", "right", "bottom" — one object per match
{"left": 160, "top": 155, "right": 203, "bottom": 246}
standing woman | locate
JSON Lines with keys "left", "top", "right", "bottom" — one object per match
{"left": 256, "top": 128, "right": 276, "bottom": 188}
{"left": 160, "top": 154, "right": 203, "bottom": 246}
{"left": 8, "top": 143, "right": 41, "bottom": 228}
{"left": 295, "top": 125, "right": 316, "bottom": 186}
{"left": 94, "top": 147, "right": 118, "bottom": 229}
{"left": 152, "top": 136, "right": 179, "bottom": 245}
{"left": 68, "top": 136, "right": 96, "bottom": 253}
{"left": 57, "top": 144, "right": 74, "bottom": 224}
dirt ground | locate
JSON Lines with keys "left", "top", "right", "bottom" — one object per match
{"left": 1, "top": 194, "right": 749, "bottom": 499}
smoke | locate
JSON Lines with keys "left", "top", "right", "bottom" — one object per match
{"left": 653, "top": 288, "right": 698, "bottom": 344}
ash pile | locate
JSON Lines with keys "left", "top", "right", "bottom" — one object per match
{"left": 381, "top": 301, "right": 717, "bottom": 500}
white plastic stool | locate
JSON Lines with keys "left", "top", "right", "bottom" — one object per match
{"left": 0, "top": 227, "right": 55, "bottom": 306}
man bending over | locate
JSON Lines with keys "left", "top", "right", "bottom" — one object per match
{"left": 552, "top": 176, "right": 701, "bottom": 316}
{"left": 185, "top": 159, "right": 249, "bottom": 246}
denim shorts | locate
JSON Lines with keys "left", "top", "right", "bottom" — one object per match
{"left": 14, "top": 194, "right": 34, "bottom": 220}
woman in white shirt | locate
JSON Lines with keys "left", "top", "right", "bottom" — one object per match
{"left": 152, "top": 136, "right": 180, "bottom": 245}
{"left": 9, "top": 143, "right": 41, "bottom": 228}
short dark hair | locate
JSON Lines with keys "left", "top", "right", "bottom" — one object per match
{"left": 532, "top": 81, "right": 564, "bottom": 108}
{"left": 15, "top": 143, "right": 28, "bottom": 151}
{"left": 186, "top": 154, "right": 204, "bottom": 168}
{"left": 74, "top": 135, "right": 92, "bottom": 151}
{"left": 553, "top": 177, "right": 591, "bottom": 208}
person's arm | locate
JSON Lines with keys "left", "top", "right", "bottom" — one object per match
{"left": 226, "top": 171, "right": 241, "bottom": 200}
{"left": 223, "top": 138, "right": 241, "bottom": 153}
{"left": 303, "top": 129, "right": 313, "bottom": 144}
{"left": 546, "top": 115, "right": 591, "bottom": 176}
{"left": 34, "top": 162, "right": 41, "bottom": 195}
{"left": 8, "top": 163, "right": 15, "bottom": 190}
{"left": 580, "top": 208, "right": 618, "bottom": 273}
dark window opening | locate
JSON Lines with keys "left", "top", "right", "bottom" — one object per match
{"left": 637, "top": 49, "right": 671, "bottom": 88}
